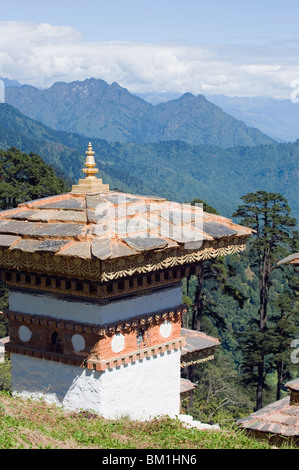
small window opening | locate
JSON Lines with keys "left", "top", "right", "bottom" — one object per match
{"left": 136, "top": 328, "right": 144, "bottom": 347}
{"left": 51, "top": 331, "right": 62, "bottom": 353}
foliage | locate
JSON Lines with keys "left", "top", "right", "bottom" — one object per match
{"left": 190, "top": 352, "right": 255, "bottom": 424}
{"left": 267, "top": 271, "right": 299, "bottom": 400}
{"left": 0, "top": 360, "right": 11, "bottom": 392}
{"left": 182, "top": 194, "right": 298, "bottom": 418}
{"left": 0, "top": 104, "right": 298, "bottom": 221}
{"left": 0, "top": 147, "right": 69, "bottom": 209}
{"left": 233, "top": 191, "right": 298, "bottom": 409}
{"left": 190, "top": 198, "right": 219, "bottom": 215}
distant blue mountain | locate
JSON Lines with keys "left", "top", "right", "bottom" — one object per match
{"left": 0, "top": 78, "right": 22, "bottom": 88}
{"left": 206, "top": 94, "right": 299, "bottom": 143}
{"left": 0, "top": 102, "right": 297, "bottom": 222}
{"left": 4, "top": 78, "right": 275, "bottom": 148}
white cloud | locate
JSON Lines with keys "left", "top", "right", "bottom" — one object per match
{"left": 0, "top": 20, "right": 299, "bottom": 98}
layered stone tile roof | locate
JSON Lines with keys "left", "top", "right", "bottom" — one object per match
{"left": 277, "top": 253, "right": 299, "bottom": 267}
{"left": 0, "top": 191, "right": 251, "bottom": 260}
{"left": 0, "top": 143, "right": 252, "bottom": 281}
{"left": 181, "top": 328, "right": 220, "bottom": 367}
{"left": 236, "top": 379, "right": 299, "bottom": 441}
{"left": 180, "top": 377, "right": 197, "bottom": 396}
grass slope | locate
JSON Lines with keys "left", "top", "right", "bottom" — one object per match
{"left": 0, "top": 390, "right": 295, "bottom": 450}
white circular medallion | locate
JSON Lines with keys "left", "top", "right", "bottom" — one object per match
{"left": 18, "top": 325, "right": 32, "bottom": 342}
{"left": 111, "top": 333, "right": 125, "bottom": 353}
{"left": 159, "top": 320, "right": 172, "bottom": 339}
{"left": 71, "top": 334, "right": 86, "bottom": 352}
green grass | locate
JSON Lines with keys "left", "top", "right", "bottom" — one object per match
{"left": 0, "top": 391, "right": 296, "bottom": 450}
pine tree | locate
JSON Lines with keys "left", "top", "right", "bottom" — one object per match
{"left": 270, "top": 270, "right": 299, "bottom": 400}
{"left": 182, "top": 199, "right": 248, "bottom": 386}
{"left": 233, "top": 191, "right": 298, "bottom": 409}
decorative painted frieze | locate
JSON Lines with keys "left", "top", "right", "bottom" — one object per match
{"left": 3, "top": 304, "right": 186, "bottom": 372}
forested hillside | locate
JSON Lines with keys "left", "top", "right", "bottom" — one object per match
{"left": 0, "top": 104, "right": 298, "bottom": 222}
{"left": 180, "top": 193, "right": 298, "bottom": 423}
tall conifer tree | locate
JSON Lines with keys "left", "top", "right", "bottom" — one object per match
{"left": 233, "top": 191, "right": 297, "bottom": 409}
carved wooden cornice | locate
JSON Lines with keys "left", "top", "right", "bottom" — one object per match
{"left": 0, "top": 235, "right": 247, "bottom": 282}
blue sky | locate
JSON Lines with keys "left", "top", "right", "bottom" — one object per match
{"left": 1, "top": 0, "right": 299, "bottom": 97}
{"left": 2, "top": 0, "right": 299, "bottom": 43}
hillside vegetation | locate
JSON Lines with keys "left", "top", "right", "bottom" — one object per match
{"left": 0, "top": 104, "right": 298, "bottom": 221}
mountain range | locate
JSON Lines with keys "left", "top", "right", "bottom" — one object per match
{"left": 206, "top": 94, "right": 299, "bottom": 143}
{"left": 3, "top": 77, "right": 299, "bottom": 143}
{"left": 4, "top": 78, "right": 275, "bottom": 148}
{"left": 0, "top": 102, "right": 298, "bottom": 222}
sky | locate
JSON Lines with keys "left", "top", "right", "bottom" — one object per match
{"left": 1, "top": 0, "right": 299, "bottom": 98}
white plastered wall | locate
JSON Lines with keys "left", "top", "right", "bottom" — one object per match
{"left": 9, "top": 284, "right": 183, "bottom": 420}
{"left": 11, "top": 349, "right": 181, "bottom": 420}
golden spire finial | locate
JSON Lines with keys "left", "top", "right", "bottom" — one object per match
{"left": 71, "top": 142, "right": 109, "bottom": 194}
{"left": 82, "top": 142, "right": 99, "bottom": 179}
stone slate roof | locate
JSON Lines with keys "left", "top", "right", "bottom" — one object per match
{"left": 277, "top": 253, "right": 299, "bottom": 267}
{"left": 0, "top": 191, "right": 252, "bottom": 261}
{"left": 286, "top": 379, "right": 299, "bottom": 392}
{"left": 180, "top": 378, "right": 197, "bottom": 395}
{"left": 181, "top": 328, "right": 220, "bottom": 366}
{"left": 236, "top": 379, "right": 299, "bottom": 439}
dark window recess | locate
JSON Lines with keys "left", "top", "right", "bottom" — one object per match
{"left": 90, "top": 283, "right": 97, "bottom": 293}
{"left": 106, "top": 284, "right": 113, "bottom": 293}
{"left": 51, "top": 331, "right": 62, "bottom": 353}
{"left": 136, "top": 328, "right": 148, "bottom": 348}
